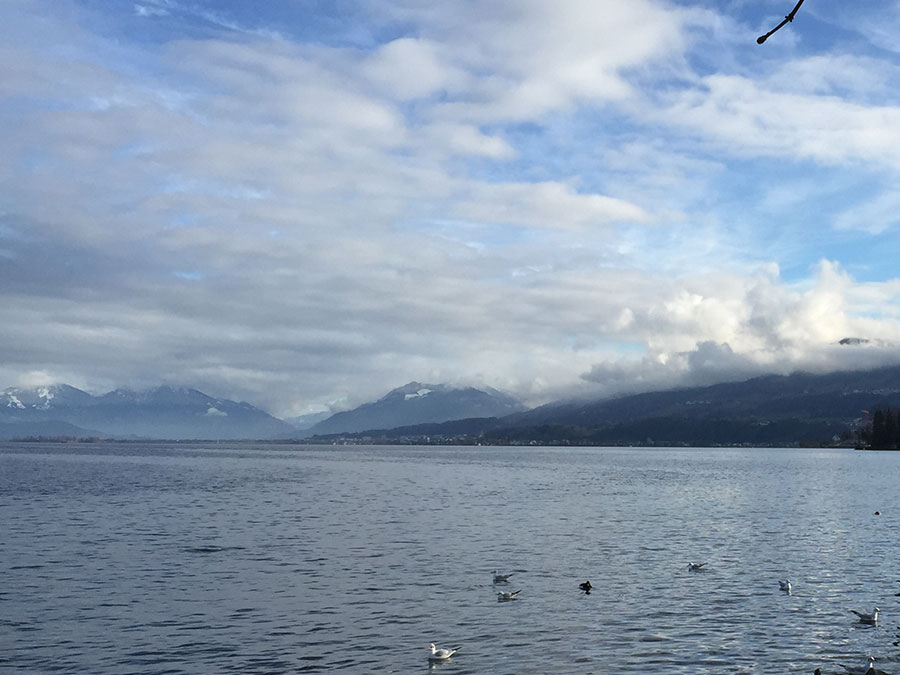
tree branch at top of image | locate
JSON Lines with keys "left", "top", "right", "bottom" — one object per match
{"left": 757, "top": 0, "right": 805, "bottom": 44}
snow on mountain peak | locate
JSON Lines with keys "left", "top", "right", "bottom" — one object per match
{"left": 35, "top": 386, "right": 55, "bottom": 409}
{"left": 5, "top": 393, "right": 25, "bottom": 409}
{"left": 404, "top": 388, "right": 433, "bottom": 400}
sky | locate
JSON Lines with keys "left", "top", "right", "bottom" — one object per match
{"left": 4, "top": 0, "right": 900, "bottom": 418}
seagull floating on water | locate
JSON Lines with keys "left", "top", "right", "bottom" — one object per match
{"left": 779, "top": 579, "right": 792, "bottom": 594}
{"left": 579, "top": 580, "right": 592, "bottom": 592}
{"left": 493, "top": 570, "right": 513, "bottom": 584}
{"left": 428, "top": 643, "right": 460, "bottom": 661}
{"left": 866, "top": 657, "right": 890, "bottom": 675}
{"left": 839, "top": 656, "right": 887, "bottom": 675}
{"left": 497, "top": 589, "right": 521, "bottom": 602}
{"left": 686, "top": 562, "right": 706, "bottom": 572}
{"left": 850, "top": 607, "right": 879, "bottom": 624}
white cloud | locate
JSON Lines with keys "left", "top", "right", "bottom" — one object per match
{"left": 3, "top": 0, "right": 900, "bottom": 418}
{"left": 457, "top": 181, "right": 652, "bottom": 231}
{"left": 426, "top": 123, "right": 516, "bottom": 159}
{"left": 581, "top": 260, "right": 900, "bottom": 399}
{"left": 135, "top": 4, "right": 169, "bottom": 18}
{"left": 654, "top": 73, "right": 900, "bottom": 169}
{"left": 764, "top": 54, "right": 900, "bottom": 102}
{"left": 834, "top": 190, "right": 900, "bottom": 234}
{"left": 362, "top": 37, "right": 468, "bottom": 100}
{"left": 341, "top": 0, "right": 691, "bottom": 127}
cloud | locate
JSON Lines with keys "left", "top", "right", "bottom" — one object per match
{"left": 4, "top": 0, "right": 900, "bottom": 419}
{"left": 834, "top": 189, "right": 900, "bottom": 234}
{"left": 362, "top": 37, "right": 468, "bottom": 100}
{"left": 456, "top": 181, "right": 653, "bottom": 231}
{"left": 135, "top": 4, "right": 169, "bottom": 18}
{"left": 389, "top": 0, "right": 688, "bottom": 121}
{"left": 580, "top": 260, "right": 900, "bottom": 399}
{"left": 582, "top": 341, "right": 759, "bottom": 395}
{"left": 652, "top": 72, "right": 900, "bottom": 169}
{"left": 424, "top": 123, "right": 516, "bottom": 159}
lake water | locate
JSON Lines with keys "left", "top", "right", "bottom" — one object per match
{"left": 1, "top": 443, "right": 899, "bottom": 674}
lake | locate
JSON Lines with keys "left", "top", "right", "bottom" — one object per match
{"left": 1, "top": 442, "right": 898, "bottom": 673}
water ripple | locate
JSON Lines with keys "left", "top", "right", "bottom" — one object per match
{"left": 3, "top": 443, "right": 900, "bottom": 672}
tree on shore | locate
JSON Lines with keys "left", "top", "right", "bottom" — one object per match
{"left": 866, "top": 408, "right": 900, "bottom": 449}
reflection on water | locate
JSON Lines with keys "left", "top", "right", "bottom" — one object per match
{"left": 1, "top": 443, "right": 899, "bottom": 673}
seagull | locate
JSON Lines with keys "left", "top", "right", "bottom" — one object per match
{"left": 686, "top": 562, "right": 706, "bottom": 572}
{"left": 779, "top": 579, "right": 792, "bottom": 594}
{"left": 839, "top": 656, "right": 887, "bottom": 675}
{"left": 850, "top": 607, "right": 879, "bottom": 624}
{"left": 866, "top": 658, "right": 890, "bottom": 675}
{"left": 579, "top": 580, "right": 592, "bottom": 592}
{"left": 492, "top": 570, "right": 513, "bottom": 584}
{"left": 497, "top": 589, "right": 521, "bottom": 602}
{"left": 428, "top": 643, "right": 460, "bottom": 661}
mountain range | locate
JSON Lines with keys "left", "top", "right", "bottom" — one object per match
{"left": 0, "top": 385, "right": 293, "bottom": 440}
{"left": 4, "top": 366, "right": 900, "bottom": 445}
{"left": 0, "top": 381, "right": 525, "bottom": 441}
{"left": 300, "top": 382, "right": 525, "bottom": 437}
{"left": 305, "top": 367, "right": 900, "bottom": 447}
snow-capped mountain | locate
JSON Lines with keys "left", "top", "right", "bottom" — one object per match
{"left": 0, "top": 385, "right": 293, "bottom": 440}
{"left": 303, "top": 382, "right": 526, "bottom": 436}
{"left": 2, "top": 384, "right": 94, "bottom": 411}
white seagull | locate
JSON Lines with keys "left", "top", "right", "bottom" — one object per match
{"left": 839, "top": 656, "right": 886, "bottom": 675}
{"left": 497, "top": 589, "right": 521, "bottom": 602}
{"left": 850, "top": 607, "right": 879, "bottom": 624}
{"left": 779, "top": 579, "right": 792, "bottom": 594}
{"left": 492, "top": 570, "right": 513, "bottom": 584}
{"left": 686, "top": 562, "right": 706, "bottom": 572}
{"left": 428, "top": 643, "right": 460, "bottom": 661}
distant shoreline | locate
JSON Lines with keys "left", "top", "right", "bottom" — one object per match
{"left": 0, "top": 436, "right": 874, "bottom": 450}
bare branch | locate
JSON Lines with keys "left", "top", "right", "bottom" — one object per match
{"left": 757, "top": 0, "right": 805, "bottom": 44}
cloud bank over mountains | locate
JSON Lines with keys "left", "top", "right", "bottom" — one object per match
{"left": 3, "top": 0, "right": 900, "bottom": 417}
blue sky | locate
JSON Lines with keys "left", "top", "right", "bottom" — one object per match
{"left": 4, "top": 0, "right": 900, "bottom": 416}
